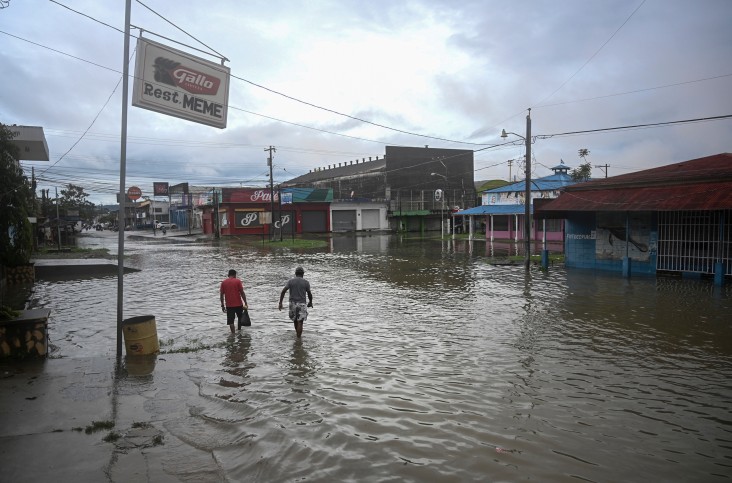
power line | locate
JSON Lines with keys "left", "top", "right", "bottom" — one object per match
{"left": 0, "top": 29, "right": 120, "bottom": 74}
{"left": 134, "top": 0, "right": 228, "bottom": 62}
{"left": 44, "top": 2, "right": 490, "bottom": 146}
{"left": 533, "top": 0, "right": 647, "bottom": 107}
{"left": 228, "top": 72, "right": 490, "bottom": 146}
{"left": 48, "top": 0, "right": 125, "bottom": 33}
{"left": 535, "top": 114, "right": 732, "bottom": 139}
{"left": 535, "top": 73, "right": 732, "bottom": 109}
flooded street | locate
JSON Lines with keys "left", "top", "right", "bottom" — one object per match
{"left": 31, "top": 231, "right": 732, "bottom": 482}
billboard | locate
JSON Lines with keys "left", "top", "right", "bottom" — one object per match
{"left": 132, "top": 38, "right": 230, "bottom": 129}
{"left": 153, "top": 182, "right": 169, "bottom": 196}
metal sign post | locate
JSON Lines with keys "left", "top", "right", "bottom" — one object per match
{"left": 116, "top": 0, "right": 132, "bottom": 360}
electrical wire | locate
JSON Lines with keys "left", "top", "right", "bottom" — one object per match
{"left": 45, "top": 1, "right": 491, "bottom": 146}
{"left": 535, "top": 114, "right": 732, "bottom": 139}
{"left": 134, "top": 0, "right": 228, "bottom": 62}
{"left": 48, "top": 0, "right": 125, "bottom": 33}
{"left": 535, "top": 73, "right": 732, "bottom": 109}
{"left": 533, "top": 0, "right": 647, "bottom": 107}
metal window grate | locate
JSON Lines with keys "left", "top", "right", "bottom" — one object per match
{"left": 657, "top": 210, "right": 731, "bottom": 274}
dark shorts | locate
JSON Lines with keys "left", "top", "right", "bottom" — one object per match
{"left": 226, "top": 306, "right": 243, "bottom": 325}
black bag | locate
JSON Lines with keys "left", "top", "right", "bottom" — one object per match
{"left": 241, "top": 309, "right": 252, "bottom": 327}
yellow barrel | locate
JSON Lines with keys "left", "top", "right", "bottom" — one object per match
{"left": 122, "top": 315, "right": 159, "bottom": 356}
{"left": 125, "top": 354, "right": 157, "bottom": 376}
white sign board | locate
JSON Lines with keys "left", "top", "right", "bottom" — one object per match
{"left": 132, "top": 38, "right": 230, "bottom": 129}
{"left": 8, "top": 126, "right": 49, "bottom": 161}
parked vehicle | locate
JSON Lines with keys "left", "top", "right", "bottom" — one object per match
{"left": 155, "top": 222, "right": 177, "bottom": 230}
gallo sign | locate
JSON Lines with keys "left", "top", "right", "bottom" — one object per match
{"left": 132, "top": 38, "right": 230, "bottom": 129}
{"left": 127, "top": 186, "right": 142, "bottom": 201}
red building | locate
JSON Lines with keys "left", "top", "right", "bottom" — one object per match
{"left": 201, "top": 187, "right": 332, "bottom": 236}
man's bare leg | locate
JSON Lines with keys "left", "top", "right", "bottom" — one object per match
{"left": 295, "top": 321, "right": 303, "bottom": 338}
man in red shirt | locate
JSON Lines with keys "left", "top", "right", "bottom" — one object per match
{"left": 220, "top": 269, "right": 249, "bottom": 333}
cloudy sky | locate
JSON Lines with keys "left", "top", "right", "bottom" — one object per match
{"left": 2, "top": 0, "right": 731, "bottom": 204}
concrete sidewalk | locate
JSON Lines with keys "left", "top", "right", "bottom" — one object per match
{"left": 33, "top": 258, "right": 140, "bottom": 278}
{"left": 0, "top": 354, "right": 224, "bottom": 482}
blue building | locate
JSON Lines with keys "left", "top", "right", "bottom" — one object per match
{"left": 455, "top": 161, "right": 577, "bottom": 244}
{"left": 536, "top": 153, "right": 732, "bottom": 284}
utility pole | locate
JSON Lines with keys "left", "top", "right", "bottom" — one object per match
{"left": 595, "top": 164, "right": 610, "bottom": 178}
{"left": 213, "top": 189, "right": 219, "bottom": 239}
{"left": 55, "top": 187, "right": 61, "bottom": 251}
{"left": 265, "top": 146, "right": 276, "bottom": 241}
{"left": 507, "top": 159, "right": 513, "bottom": 181}
{"left": 524, "top": 109, "right": 531, "bottom": 270}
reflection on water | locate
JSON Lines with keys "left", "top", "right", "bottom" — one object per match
{"left": 33, "top": 232, "right": 732, "bottom": 481}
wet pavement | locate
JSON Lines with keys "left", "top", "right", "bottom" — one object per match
{"left": 0, "top": 354, "right": 215, "bottom": 482}
{"left": 1, "top": 229, "right": 730, "bottom": 482}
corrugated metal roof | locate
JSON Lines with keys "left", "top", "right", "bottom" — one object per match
{"left": 284, "top": 158, "right": 386, "bottom": 184}
{"left": 537, "top": 153, "right": 732, "bottom": 215}
{"left": 564, "top": 153, "right": 732, "bottom": 190}
{"left": 540, "top": 182, "right": 732, "bottom": 212}
{"left": 455, "top": 204, "right": 530, "bottom": 216}
{"left": 486, "top": 173, "right": 576, "bottom": 193}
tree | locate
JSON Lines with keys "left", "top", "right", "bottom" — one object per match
{"left": 571, "top": 148, "right": 592, "bottom": 181}
{"left": 0, "top": 123, "right": 34, "bottom": 266}
{"left": 578, "top": 148, "right": 590, "bottom": 162}
{"left": 570, "top": 162, "right": 593, "bottom": 181}
{"left": 59, "top": 183, "right": 95, "bottom": 222}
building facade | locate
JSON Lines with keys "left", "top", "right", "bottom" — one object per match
{"left": 454, "top": 161, "right": 576, "bottom": 243}
{"left": 282, "top": 146, "right": 476, "bottom": 233}
{"left": 200, "top": 187, "right": 333, "bottom": 236}
{"left": 536, "top": 153, "right": 732, "bottom": 284}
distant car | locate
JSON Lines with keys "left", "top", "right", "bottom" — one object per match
{"left": 155, "top": 222, "right": 177, "bottom": 230}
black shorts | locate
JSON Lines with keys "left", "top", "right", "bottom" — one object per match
{"left": 226, "top": 306, "right": 243, "bottom": 325}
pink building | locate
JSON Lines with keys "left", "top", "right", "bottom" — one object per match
{"left": 455, "top": 161, "right": 577, "bottom": 246}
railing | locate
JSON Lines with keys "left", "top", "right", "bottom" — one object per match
{"left": 388, "top": 189, "right": 474, "bottom": 213}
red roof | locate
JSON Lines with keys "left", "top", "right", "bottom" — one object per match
{"left": 537, "top": 153, "right": 732, "bottom": 215}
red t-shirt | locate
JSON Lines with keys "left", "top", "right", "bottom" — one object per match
{"left": 220, "top": 277, "right": 244, "bottom": 307}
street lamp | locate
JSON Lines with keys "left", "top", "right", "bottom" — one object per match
{"left": 431, "top": 172, "right": 447, "bottom": 237}
{"left": 501, "top": 108, "right": 532, "bottom": 269}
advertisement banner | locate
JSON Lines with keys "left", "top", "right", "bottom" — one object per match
{"left": 153, "top": 182, "right": 169, "bottom": 196}
{"left": 224, "top": 188, "right": 279, "bottom": 204}
{"left": 274, "top": 212, "right": 293, "bottom": 230}
{"left": 132, "top": 38, "right": 230, "bottom": 129}
{"left": 235, "top": 210, "right": 264, "bottom": 228}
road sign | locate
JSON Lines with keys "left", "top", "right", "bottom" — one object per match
{"left": 127, "top": 186, "right": 142, "bottom": 201}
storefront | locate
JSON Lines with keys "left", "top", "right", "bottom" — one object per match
{"left": 201, "top": 187, "right": 332, "bottom": 236}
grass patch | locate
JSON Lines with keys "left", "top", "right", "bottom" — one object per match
{"left": 160, "top": 338, "right": 226, "bottom": 354}
{"left": 263, "top": 238, "right": 328, "bottom": 249}
{"left": 85, "top": 420, "right": 115, "bottom": 434}
{"left": 103, "top": 431, "right": 121, "bottom": 443}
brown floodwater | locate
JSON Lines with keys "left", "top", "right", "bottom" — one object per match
{"left": 31, "top": 231, "right": 732, "bottom": 482}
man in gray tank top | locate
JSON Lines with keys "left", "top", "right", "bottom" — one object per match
{"left": 278, "top": 266, "right": 313, "bottom": 338}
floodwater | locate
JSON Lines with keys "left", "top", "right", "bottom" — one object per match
{"left": 32, "top": 231, "right": 732, "bottom": 482}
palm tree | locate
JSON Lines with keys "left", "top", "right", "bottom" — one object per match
{"left": 578, "top": 148, "right": 590, "bottom": 162}
{"left": 571, "top": 148, "right": 592, "bottom": 181}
